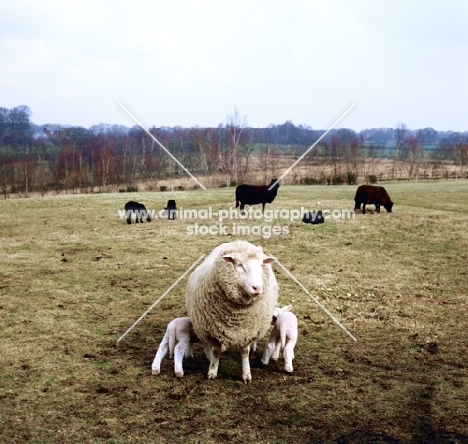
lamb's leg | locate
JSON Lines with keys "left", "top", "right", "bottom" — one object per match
{"left": 272, "top": 342, "right": 281, "bottom": 361}
{"left": 207, "top": 344, "right": 221, "bottom": 380}
{"left": 241, "top": 344, "right": 252, "bottom": 384}
{"left": 261, "top": 341, "right": 276, "bottom": 366}
{"left": 185, "top": 342, "right": 194, "bottom": 358}
{"left": 173, "top": 342, "right": 187, "bottom": 378}
{"left": 151, "top": 336, "right": 169, "bottom": 375}
{"left": 283, "top": 339, "right": 296, "bottom": 373}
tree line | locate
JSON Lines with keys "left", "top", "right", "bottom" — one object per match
{"left": 1, "top": 105, "right": 467, "bottom": 198}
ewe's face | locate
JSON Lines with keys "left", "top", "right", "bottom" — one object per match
{"left": 222, "top": 253, "right": 276, "bottom": 297}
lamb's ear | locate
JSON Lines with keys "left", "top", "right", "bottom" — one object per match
{"left": 262, "top": 254, "right": 277, "bottom": 264}
{"left": 222, "top": 254, "right": 234, "bottom": 263}
{"left": 282, "top": 304, "right": 293, "bottom": 312}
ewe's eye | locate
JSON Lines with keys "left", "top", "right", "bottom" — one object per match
{"left": 235, "top": 262, "right": 245, "bottom": 273}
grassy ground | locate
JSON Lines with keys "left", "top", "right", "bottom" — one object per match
{"left": 1, "top": 180, "right": 467, "bottom": 443}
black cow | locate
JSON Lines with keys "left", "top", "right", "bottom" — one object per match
{"left": 302, "top": 210, "right": 325, "bottom": 224}
{"left": 164, "top": 199, "right": 177, "bottom": 220}
{"left": 354, "top": 185, "right": 394, "bottom": 214}
{"left": 235, "top": 179, "right": 280, "bottom": 215}
{"left": 124, "top": 201, "right": 152, "bottom": 224}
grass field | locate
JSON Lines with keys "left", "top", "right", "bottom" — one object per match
{"left": 1, "top": 180, "right": 468, "bottom": 443}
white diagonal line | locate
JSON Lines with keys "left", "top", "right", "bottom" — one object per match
{"left": 118, "top": 102, "right": 207, "bottom": 190}
{"left": 273, "top": 258, "right": 357, "bottom": 342}
{"left": 269, "top": 103, "right": 356, "bottom": 190}
{"left": 117, "top": 254, "right": 206, "bottom": 343}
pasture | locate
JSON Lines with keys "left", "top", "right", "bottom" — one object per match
{"left": 1, "top": 180, "right": 467, "bottom": 443}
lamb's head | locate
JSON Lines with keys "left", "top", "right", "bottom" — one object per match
{"left": 222, "top": 250, "right": 276, "bottom": 298}
{"left": 271, "top": 304, "right": 293, "bottom": 324}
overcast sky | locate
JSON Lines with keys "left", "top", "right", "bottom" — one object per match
{"left": 1, "top": 0, "right": 467, "bottom": 132}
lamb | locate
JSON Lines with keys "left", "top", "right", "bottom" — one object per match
{"left": 151, "top": 317, "right": 197, "bottom": 378}
{"left": 186, "top": 240, "right": 279, "bottom": 383}
{"left": 261, "top": 305, "right": 298, "bottom": 373}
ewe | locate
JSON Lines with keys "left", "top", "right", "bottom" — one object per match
{"left": 186, "top": 240, "right": 278, "bottom": 383}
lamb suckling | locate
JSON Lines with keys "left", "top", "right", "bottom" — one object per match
{"left": 151, "top": 317, "right": 198, "bottom": 378}
{"left": 185, "top": 240, "right": 279, "bottom": 383}
{"left": 261, "top": 305, "right": 298, "bottom": 373}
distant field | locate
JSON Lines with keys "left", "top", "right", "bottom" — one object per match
{"left": 1, "top": 180, "right": 467, "bottom": 443}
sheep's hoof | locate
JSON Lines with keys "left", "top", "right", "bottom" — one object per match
{"left": 175, "top": 371, "right": 184, "bottom": 378}
{"left": 284, "top": 368, "right": 293, "bottom": 374}
{"left": 151, "top": 369, "right": 160, "bottom": 375}
{"left": 207, "top": 372, "right": 217, "bottom": 380}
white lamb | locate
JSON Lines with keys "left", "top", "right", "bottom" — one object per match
{"left": 151, "top": 316, "right": 197, "bottom": 378}
{"left": 261, "top": 305, "right": 298, "bottom": 373}
{"left": 186, "top": 240, "right": 279, "bottom": 383}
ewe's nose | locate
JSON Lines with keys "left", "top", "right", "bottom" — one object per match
{"left": 250, "top": 285, "right": 262, "bottom": 295}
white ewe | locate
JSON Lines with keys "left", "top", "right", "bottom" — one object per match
{"left": 151, "top": 317, "right": 197, "bottom": 378}
{"left": 261, "top": 305, "right": 298, "bottom": 373}
{"left": 186, "top": 240, "right": 278, "bottom": 383}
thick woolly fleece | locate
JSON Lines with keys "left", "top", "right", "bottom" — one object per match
{"left": 186, "top": 240, "right": 279, "bottom": 350}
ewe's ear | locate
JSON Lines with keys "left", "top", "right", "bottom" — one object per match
{"left": 262, "top": 254, "right": 277, "bottom": 264}
{"left": 222, "top": 254, "right": 234, "bottom": 263}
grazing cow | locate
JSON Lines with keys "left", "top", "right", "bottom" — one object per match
{"left": 124, "top": 201, "right": 152, "bottom": 224}
{"left": 354, "top": 185, "right": 394, "bottom": 214}
{"left": 302, "top": 210, "right": 325, "bottom": 224}
{"left": 164, "top": 199, "right": 177, "bottom": 220}
{"left": 235, "top": 179, "right": 280, "bottom": 215}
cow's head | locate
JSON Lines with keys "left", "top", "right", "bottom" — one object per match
{"left": 384, "top": 201, "right": 394, "bottom": 213}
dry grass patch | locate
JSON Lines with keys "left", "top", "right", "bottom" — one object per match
{"left": 1, "top": 180, "right": 468, "bottom": 443}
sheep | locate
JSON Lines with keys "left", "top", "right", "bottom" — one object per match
{"left": 185, "top": 240, "right": 279, "bottom": 383}
{"left": 235, "top": 179, "right": 280, "bottom": 215}
{"left": 261, "top": 305, "right": 298, "bottom": 373}
{"left": 151, "top": 317, "right": 198, "bottom": 378}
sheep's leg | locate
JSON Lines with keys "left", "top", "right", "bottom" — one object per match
{"left": 207, "top": 344, "right": 221, "bottom": 380}
{"left": 202, "top": 342, "right": 212, "bottom": 361}
{"left": 272, "top": 342, "right": 281, "bottom": 361}
{"left": 173, "top": 342, "right": 187, "bottom": 378}
{"left": 185, "top": 342, "right": 194, "bottom": 358}
{"left": 283, "top": 340, "right": 296, "bottom": 373}
{"left": 250, "top": 340, "right": 257, "bottom": 355}
{"left": 241, "top": 345, "right": 252, "bottom": 383}
{"left": 261, "top": 341, "right": 276, "bottom": 366}
{"left": 151, "top": 338, "right": 169, "bottom": 375}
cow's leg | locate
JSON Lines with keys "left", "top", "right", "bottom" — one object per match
{"left": 240, "top": 203, "right": 245, "bottom": 216}
{"left": 362, "top": 203, "right": 366, "bottom": 214}
{"left": 262, "top": 203, "right": 266, "bottom": 213}
{"left": 376, "top": 204, "right": 380, "bottom": 213}
{"left": 241, "top": 344, "right": 252, "bottom": 384}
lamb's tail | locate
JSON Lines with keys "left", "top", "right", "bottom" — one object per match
{"left": 168, "top": 327, "right": 176, "bottom": 359}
